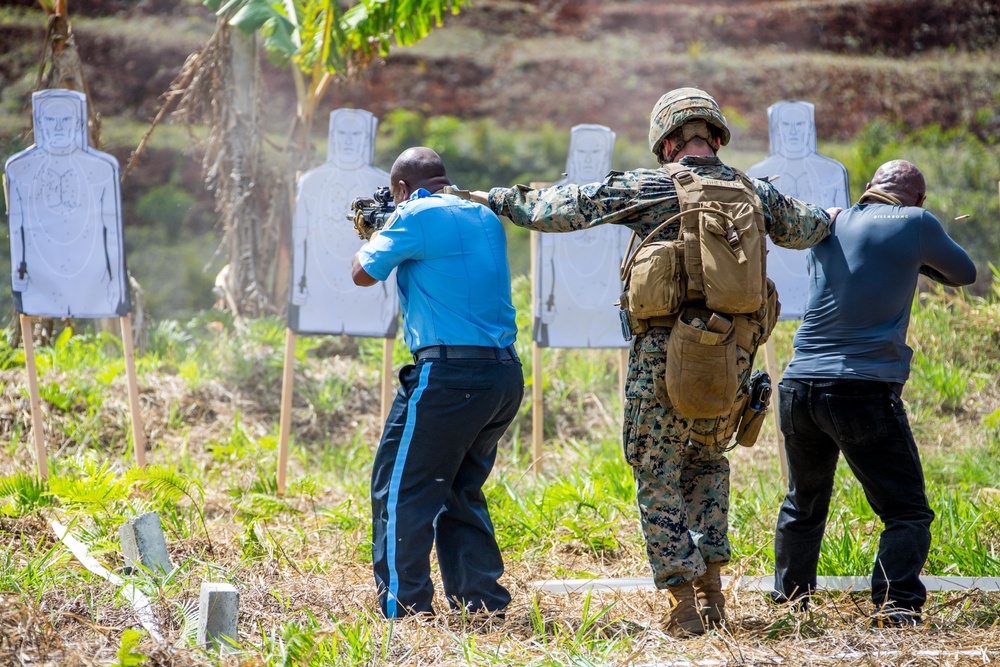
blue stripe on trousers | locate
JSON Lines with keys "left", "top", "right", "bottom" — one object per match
{"left": 385, "top": 362, "right": 432, "bottom": 618}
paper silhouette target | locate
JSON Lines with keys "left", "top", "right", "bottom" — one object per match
{"left": 747, "top": 100, "right": 849, "bottom": 320}
{"left": 535, "top": 124, "right": 630, "bottom": 349}
{"left": 287, "top": 109, "right": 399, "bottom": 337}
{"left": 5, "top": 89, "right": 130, "bottom": 318}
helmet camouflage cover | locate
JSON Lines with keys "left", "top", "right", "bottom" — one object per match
{"left": 649, "top": 87, "right": 731, "bottom": 162}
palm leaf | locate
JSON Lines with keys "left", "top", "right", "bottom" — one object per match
{"left": 0, "top": 472, "right": 52, "bottom": 514}
{"left": 125, "top": 464, "right": 203, "bottom": 506}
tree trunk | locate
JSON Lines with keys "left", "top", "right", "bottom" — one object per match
{"left": 224, "top": 27, "right": 269, "bottom": 316}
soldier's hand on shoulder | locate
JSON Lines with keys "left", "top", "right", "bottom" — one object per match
{"left": 825, "top": 207, "right": 842, "bottom": 223}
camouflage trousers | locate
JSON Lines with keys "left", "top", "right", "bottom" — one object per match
{"left": 623, "top": 326, "right": 753, "bottom": 588}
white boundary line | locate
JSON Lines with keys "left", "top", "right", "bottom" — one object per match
{"left": 534, "top": 575, "right": 1000, "bottom": 594}
{"left": 635, "top": 649, "right": 996, "bottom": 667}
{"left": 50, "top": 520, "right": 164, "bottom": 642}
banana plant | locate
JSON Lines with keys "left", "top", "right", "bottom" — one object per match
{"left": 196, "top": 0, "right": 469, "bottom": 309}
{"left": 209, "top": 0, "right": 466, "bottom": 129}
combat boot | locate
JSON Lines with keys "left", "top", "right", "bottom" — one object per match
{"left": 693, "top": 562, "right": 726, "bottom": 627}
{"left": 663, "top": 582, "right": 705, "bottom": 638}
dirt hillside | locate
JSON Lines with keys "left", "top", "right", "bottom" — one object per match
{"left": 2, "top": 0, "right": 998, "bottom": 147}
{"left": 330, "top": 0, "right": 1000, "bottom": 145}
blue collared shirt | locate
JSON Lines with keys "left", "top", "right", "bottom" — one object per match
{"left": 357, "top": 188, "right": 517, "bottom": 353}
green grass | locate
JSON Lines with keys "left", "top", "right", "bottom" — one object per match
{"left": 0, "top": 271, "right": 998, "bottom": 664}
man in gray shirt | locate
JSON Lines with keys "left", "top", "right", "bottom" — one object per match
{"left": 772, "top": 159, "right": 976, "bottom": 626}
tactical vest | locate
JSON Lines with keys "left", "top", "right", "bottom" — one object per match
{"left": 619, "top": 165, "right": 780, "bottom": 429}
{"left": 620, "top": 165, "right": 767, "bottom": 321}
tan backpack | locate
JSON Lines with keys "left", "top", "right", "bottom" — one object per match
{"left": 668, "top": 164, "right": 767, "bottom": 313}
{"left": 619, "top": 166, "right": 776, "bottom": 422}
{"left": 619, "top": 166, "right": 770, "bottom": 329}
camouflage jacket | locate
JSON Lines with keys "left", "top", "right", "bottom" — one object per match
{"left": 488, "top": 155, "right": 831, "bottom": 248}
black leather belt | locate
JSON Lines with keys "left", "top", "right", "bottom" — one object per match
{"left": 413, "top": 345, "right": 518, "bottom": 362}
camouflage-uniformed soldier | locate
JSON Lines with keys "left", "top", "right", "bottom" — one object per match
{"left": 480, "top": 88, "right": 837, "bottom": 636}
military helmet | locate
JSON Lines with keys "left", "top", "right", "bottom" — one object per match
{"left": 648, "top": 87, "right": 731, "bottom": 161}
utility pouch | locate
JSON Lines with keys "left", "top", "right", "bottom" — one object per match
{"left": 626, "top": 239, "right": 685, "bottom": 320}
{"left": 616, "top": 290, "right": 647, "bottom": 339}
{"left": 735, "top": 370, "right": 772, "bottom": 447}
{"left": 665, "top": 308, "right": 739, "bottom": 418}
{"left": 696, "top": 200, "right": 764, "bottom": 313}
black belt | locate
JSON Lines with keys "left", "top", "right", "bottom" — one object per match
{"left": 784, "top": 378, "right": 904, "bottom": 397}
{"left": 413, "top": 345, "right": 518, "bottom": 362}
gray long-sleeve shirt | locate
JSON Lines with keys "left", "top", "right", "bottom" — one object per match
{"left": 784, "top": 202, "right": 976, "bottom": 384}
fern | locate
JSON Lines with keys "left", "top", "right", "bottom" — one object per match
{"left": 125, "top": 465, "right": 211, "bottom": 550}
{"left": 125, "top": 465, "right": 203, "bottom": 506}
{"left": 235, "top": 493, "right": 300, "bottom": 524}
{"left": 48, "top": 458, "right": 130, "bottom": 525}
{"left": 170, "top": 598, "right": 200, "bottom": 647}
{"left": 0, "top": 344, "right": 24, "bottom": 371}
{"left": 0, "top": 472, "right": 53, "bottom": 515}
{"left": 115, "top": 628, "right": 148, "bottom": 666}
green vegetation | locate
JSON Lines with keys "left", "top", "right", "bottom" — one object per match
{"left": 2, "top": 112, "right": 997, "bottom": 324}
{"left": 0, "top": 270, "right": 997, "bottom": 664}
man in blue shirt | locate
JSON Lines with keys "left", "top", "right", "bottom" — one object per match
{"left": 772, "top": 159, "right": 977, "bottom": 626}
{"left": 352, "top": 147, "right": 524, "bottom": 619}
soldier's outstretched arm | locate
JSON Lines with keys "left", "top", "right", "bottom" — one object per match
{"left": 754, "top": 179, "right": 833, "bottom": 250}
{"left": 485, "top": 174, "right": 649, "bottom": 233}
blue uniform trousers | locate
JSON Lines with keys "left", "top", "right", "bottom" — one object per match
{"left": 774, "top": 378, "right": 934, "bottom": 612}
{"left": 371, "top": 355, "right": 523, "bottom": 618}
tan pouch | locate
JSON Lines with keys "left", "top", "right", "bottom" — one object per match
{"left": 617, "top": 290, "right": 648, "bottom": 338}
{"left": 734, "top": 370, "right": 773, "bottom": 447}
{"left": 735, "top": 406, "right": 766, "bottom": 447}
{"left": 697, "top": 201, "right": 765, "bottom": 313}
{"left": 665, "top": 309, "right": 739, "bottom": 418}
{"left": 627, "top": 239, "right": 685, "bottom": 320}
{"left": 732, "top": 315, "right": 763, "bottom": 355}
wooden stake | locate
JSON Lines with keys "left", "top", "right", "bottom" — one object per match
{"left": 763, "top": 337, "right": 787, "bottom": 483}
{"left": 529, "top": 230, "right": 544, "bottom": 471}
{"left": 19, "top": 315, "right": 48, "bottom": 478}
{"left": 380, "top": 337, "right": 394, "bottom": 427}
{"left": 276, "top": 327, "right": 296, "bottom": 495}
{"left": 532, "top": 342, "right": 543, "bottom": 472}
{"left": 119, "top": 314, "right": 146, "bottom": 467}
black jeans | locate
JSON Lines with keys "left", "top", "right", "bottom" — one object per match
{"left": 773, "top": 378, "right": 934, "bottom": 612}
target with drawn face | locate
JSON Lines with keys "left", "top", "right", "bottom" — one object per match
{"left": 5, "top": 89, "right": 130, "bottom": 318}
{"left": 534, "top": 124, "right": 630, "bottom": 349}
{"left": 287, "top": 109, "right": 399, "bottom": 337}
{"left": 746, "top": 100, "right": 849, "bottom": 320}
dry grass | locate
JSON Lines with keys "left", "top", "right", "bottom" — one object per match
{"left": 2, "top": 338, "right": 999, "bottom": 664}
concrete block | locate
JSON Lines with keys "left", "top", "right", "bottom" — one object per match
{"left": 198, "top": 582, "right": 239, "bottom": 651}
{"left": 119, "top": 511, "right": 173, "bottom": 577}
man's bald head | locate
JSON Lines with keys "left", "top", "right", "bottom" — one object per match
{"left": 390, "top": 147, "right": 451, "bottom": 204}
{"left": 866, "top": 160, "right": 926, "bottom": 207}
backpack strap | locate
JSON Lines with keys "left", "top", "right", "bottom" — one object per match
{"left": 665, "top": 164, "right": 707, "bottom": 299}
